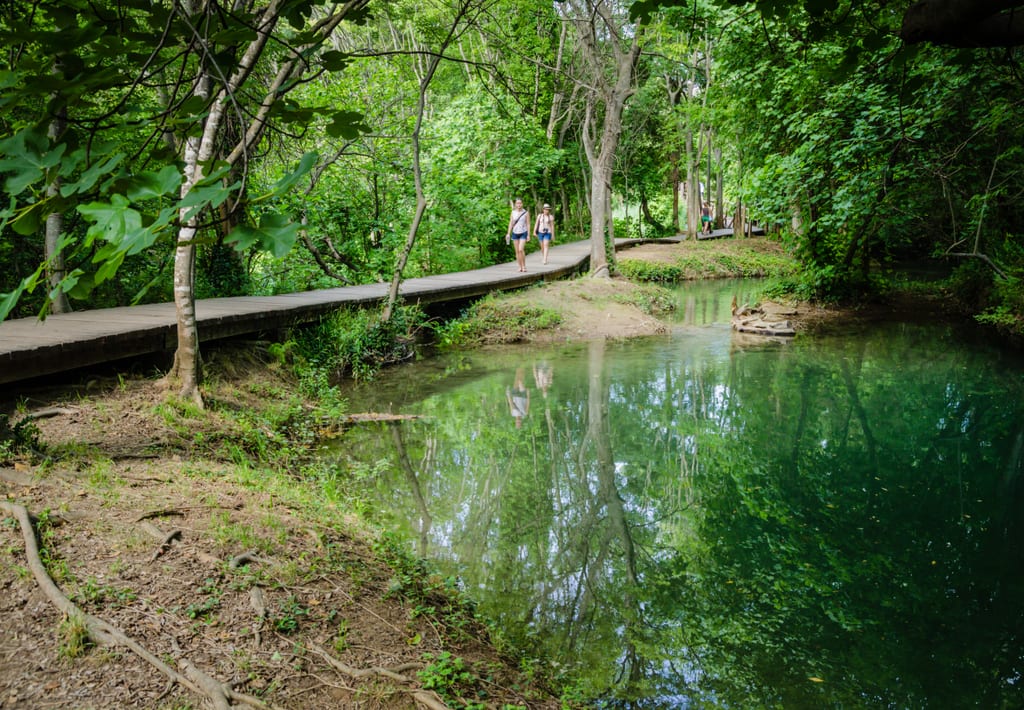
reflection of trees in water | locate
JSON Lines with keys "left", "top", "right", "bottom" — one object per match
{"left": 360, "top": 328, "right": 1024, "bottom": 707}
{"left": 388, "top": 422, "right": 433, "bottom": 557}
{"left": 582, "top": 340, "right": 643, "bottom": 685}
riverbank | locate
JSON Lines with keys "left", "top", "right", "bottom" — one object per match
{"left": 0, "top": 236, "right": 921, "bottom": 709}
{"left": 443, "top": 237, "right": 832, "bottom": 346}
{"left": 1, "top": 348, "right": 569, "bottom": 708}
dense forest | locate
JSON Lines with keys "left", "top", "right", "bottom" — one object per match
{"left": 2, "top": 0, "right": 1023, "bottom": 399}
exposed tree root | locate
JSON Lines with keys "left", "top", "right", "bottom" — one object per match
{"left": 0, "top": 467, "right": 34, "bottom": 486}
{"left": 0, "top": 501, "right": 282, "bottom": 710}
{"left": 229, "top": 550, "right": 264, "bottom": 569}
{"left": 249, "top": 587, "right": 267, "bottom": 648}
{"left": 23, "top": 407, "right": 78, "bottom": 421}
{"left": 140, "top": 521, "right": 182, "bottom": 561}
{"left": 135, "top": 502, "right": 243, "bottom": 522}
{"left": 307, "top": 642, "right": 449, "bottom": 710}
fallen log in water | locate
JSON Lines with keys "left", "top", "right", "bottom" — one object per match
{"left": 731, "top": 297, "right": 796, "bottom": 337}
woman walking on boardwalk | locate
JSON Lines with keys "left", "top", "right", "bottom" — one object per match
{"left": 534, "top": 203, "right": 555, "bottom": 265}
{"left": 506, "top": 198, "right": 530, "bottom": 272}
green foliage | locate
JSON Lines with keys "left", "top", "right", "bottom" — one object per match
{"left": 418, "top": 651, "right": 483, "bottom": 708}
{"left": 0, "top": 412, "right": 42, "bottom": 465}
{"left": 615, "top": 284, "right": 677, "bottom": 315}
{"left": 74, "top": 577, "right": 137, "bottom": 608}
{"left": 184, "top": 577, "right": 222, "bottom": 621}
{"left": 290, "top": 305, "right": 426, "bottom": 382}
{"left": 618, "top": 243, "right": 798, "bottom": 283}
{"left": 970, "top": 269, "right": 1024, "bottom": 338}
{"left": 273, "top": 596, "right": 309, "bottom": 634}
{"left": 617, "top": 259, "right": 683, "bottom": 283}
{"left": 1, "top": 0, "right": 1021, "bottom": 332}
{"left": 58, "top": 612, "right": 92, "bottom": 659}
{"left": 0, "top": 1, "right": 360, "bottom": 319}
{"left": 373, "top": 531, "right": 482, "bottom": 644}
{"left": 432, "top": 294, "right": 562, "bottom": 348}
{"left": 32, "top": 508, "right": 67, "bottom": 583}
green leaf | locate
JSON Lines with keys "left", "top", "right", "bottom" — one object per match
{"left": 78, "top": 195, "right": 156, "bottom": 256}
{"left": 269, "top": 152, "right": 318, "bottom": 196}
{"left": 0, "top": 268, "right": 43, "bottom": 321}
{"left": 10, "top": 206, "right": 42, "bottom": 236}
{"left": 65, "top": 270, "right": 96, "bottom": 300}
{"left": 225, "top": 212, "right": 299, "bottom": 258}
{"left": 0, "top": 128, "right": 64, "bottom": 195}
{"left": 125, "top": 165, "right": 182, "bottom": 201}
{"left": 94, "top": 248, "right": 126, "bottom": 284}
{"left": 326, "top": 110, "right": 367, "bottom": 139}
{"left": 179, "top": 180, "right": 237, "bottom": 221}
{"left": 59, "top": 151, "right": 125, "bottom": 197}
{"left": 320, "top": 50, "right": 352, "bottom": 72}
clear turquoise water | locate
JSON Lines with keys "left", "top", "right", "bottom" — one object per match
{"left": 331, "top": 281, "right": 1024, "bottom": 708}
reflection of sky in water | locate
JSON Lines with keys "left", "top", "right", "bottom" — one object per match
{"left": 333, "top": 280, "right": 1024, "bottom": 708}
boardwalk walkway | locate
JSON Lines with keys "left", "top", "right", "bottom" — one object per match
{"left": 0, "top": 237, "right": 632, "bottom": 386}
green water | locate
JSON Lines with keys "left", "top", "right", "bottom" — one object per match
{"left": 331, "top": 281, "right": 1024, "bottom": 708}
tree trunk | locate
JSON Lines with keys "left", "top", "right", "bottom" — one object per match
{"left": 45, "top": 104, "right": 70, "bottom": 314}
{"left": 168, "top": 88, "right": 209, "bottom": 407}
{"left": 685, "top": 129, "right": 699, "bottom": 239}
{"left": 714, "top": 146, "right": 724, "bottom": 230}
{"left": 669, "top": 151, "right": 680, "bottom": 234}
{"left": 639, "top": 189, "right": 665, "bottom": 234}
{"left": 665, "top": 74, "right": 683, "bottom": 235}
{"left": 588, "top": 156, "right": 612, "bottom": 276}
{"left": 383, "top": 2, "right": 471, "bottom": 322}
{"left": 568, "top": 0, "right": 644, "bottom": 278}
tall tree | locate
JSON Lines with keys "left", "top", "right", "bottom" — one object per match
{"left": 167, "top": 0, "right": 370, "bottom": 404}
{"left": 562, "top": 0, "right": 645, "bottom": 276}
{"left": 382, "top": 0, "right": 479, "bottom": 322}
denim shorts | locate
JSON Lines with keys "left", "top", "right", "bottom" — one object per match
{"left": 537, "top": 231, "right": 552, "bottom": 241}
{"left": 511, "top": 231, "right": 528, "bottom": 241}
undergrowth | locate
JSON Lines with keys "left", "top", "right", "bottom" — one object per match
{"left": 0, "top": 412, "right": 40, "bottom": 465}
{"left": 271, "top": 304, "right": 427, "bottom": 389}
{"left": 614, "top": 283, "right": 677, "bottom": 315}
{"left": 433, "top": 293, "right": 562, "bottom": 347}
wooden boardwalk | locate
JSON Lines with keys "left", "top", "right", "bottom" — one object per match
{"left": 0, "top": 231, "right": 757, "bottom": 387}
{"left": 0, "top": 238, "right": 600, "bottom": 386}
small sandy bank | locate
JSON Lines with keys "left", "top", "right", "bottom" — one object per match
{"left": 495, "top": 276, "right": 670, "bottom": 342}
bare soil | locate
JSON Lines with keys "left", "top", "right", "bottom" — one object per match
{"left": 494, "top": 276, "right": 670, "bottom": 342}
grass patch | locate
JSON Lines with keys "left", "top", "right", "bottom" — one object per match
{"left": 619, "top": 240, "right": 799, "bottom": 282}
{"left": 613, "top": 283, "right": 677, "bottom": 315}
{"left": 434, "top": 293, "right": 562, "bottom": 347}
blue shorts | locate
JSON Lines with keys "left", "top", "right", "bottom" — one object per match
{"left": 511, "top": 231, "right": 528, "bottom": 241}
{"left": 537, "top": 231, "right": 552, "bottom": 241}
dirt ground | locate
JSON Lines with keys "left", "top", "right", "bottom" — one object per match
{"left": 495, "top": 276, "right": 671, "bottom": 342}
{"left": 1, "top": 367, "right": 563, "bottom": 709}
{"left": 0, "top": 238, "right": 911, "bottom": 709}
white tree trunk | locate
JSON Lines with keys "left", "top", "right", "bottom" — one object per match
{"left": 45, "top": 104, "right": 70, "bottom": 314}
{"left": 568, "top": 0, "right": 643, "bottom": 278}
{"left": 685, "top": 129, "right": 699, "bottom": 239}
{"left": 169, "top": 87, "right": 209, "bottom": 406}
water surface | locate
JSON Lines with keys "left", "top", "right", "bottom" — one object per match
{"left": 331, "top": 281, "right": 1024, "bottom": 708}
